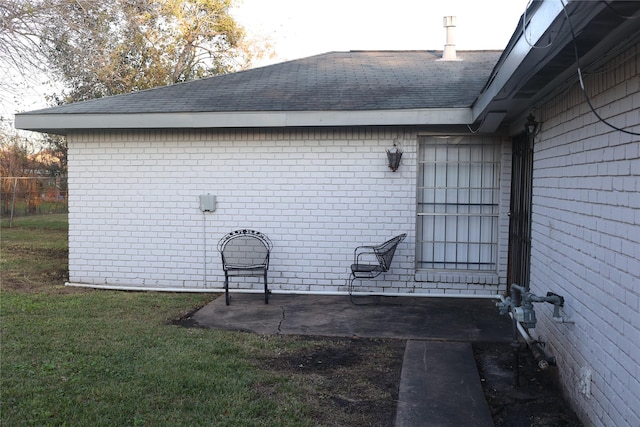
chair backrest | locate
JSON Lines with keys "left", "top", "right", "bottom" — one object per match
{"left": 373, "top": 234, "right": 407, "bottom": 272}
{"left": 218, "top": 229, "right": 272, "bottom": 269}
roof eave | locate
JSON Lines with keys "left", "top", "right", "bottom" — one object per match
{"left": 473, "top": 0, "right": 640, "bottom": 133}
{"left": 472, "top": 0, "right": 565, "bottom": 126}
{"left": 15, "top": 108, "right": 473, "bottom": 135}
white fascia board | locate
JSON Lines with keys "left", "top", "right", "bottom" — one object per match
{"left": 15, "top": 108, "right": 472, "bottom": 133}
{"left": 282, "top": 109, "right": 472, "bottom": 126}
{"left": 472, "top": 0, "right": 564, "bottom": 121}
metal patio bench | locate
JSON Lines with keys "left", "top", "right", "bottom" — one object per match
{"left": 218, "top": 229, "right": 273, "bottom": 305}
{"left": 348, "top": 233, "right": 407, "bottom": 299}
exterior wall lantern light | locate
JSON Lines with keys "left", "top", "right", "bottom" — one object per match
{"left": 386, "top": 140, "right": 403, "bottom": 172}
{"left": 525, "top": 114, "right": 539, "bottom": 135}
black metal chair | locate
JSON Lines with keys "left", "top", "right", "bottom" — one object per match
{"left": 218, "top": 229, "right": 273, "bottom": 305}
{"left": 348, "top": 233, "right": 407, "bottom": 299}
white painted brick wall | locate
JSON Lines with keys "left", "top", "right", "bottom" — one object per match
{"left": 67, "top": 127, "right": 511, "bottom": 295}
{"left": 529, "top": 41, "right": 640, "bottom": 426}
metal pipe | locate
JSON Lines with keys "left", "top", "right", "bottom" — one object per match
{"left": 511, "top": 310, "right": 521, "bottom": 386}
{"left": 507, "top": 284, "right": 558, "bottom": 370}
{"left": 496, "top": 294, "right": 535, "bottom": 346}
{"left": 64, "top": 283, "right": 506, "bottom": 299}
{"left": 530, "top": 341, "right": 555, "bottom": 370}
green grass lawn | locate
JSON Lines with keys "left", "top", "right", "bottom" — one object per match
{"left": 1, "top": 214, "right": 402, "bottom": 426}
{"left": 1, "top": 214, "right": 69, "bottom": 291}
{"left": 1, "top": 291, "right": 317, "bottom": 426}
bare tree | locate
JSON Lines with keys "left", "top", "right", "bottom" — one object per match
{"left": 0, "top": 0, "right": 50, "bottom": 94}
{"left": 40, "top": 0, "right": 262, "bottom": 102}
{"left": 2, "top": 0, "right": 270, "bottom": 102}
{"left": 1, "top": 0, "right": 272, "bottom": 176}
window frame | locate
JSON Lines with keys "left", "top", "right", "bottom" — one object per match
{"left": 416, "top": 135, "right": 502, "bottom": 274}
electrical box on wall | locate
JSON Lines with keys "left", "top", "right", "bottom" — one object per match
{"left": 199, "top": 194, "right": 216, "bottom": 212}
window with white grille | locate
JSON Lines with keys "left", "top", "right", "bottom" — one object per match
{"left": 417, "top": 136, "right": 501, "bottom": 271}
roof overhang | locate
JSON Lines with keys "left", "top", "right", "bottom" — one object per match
{"left": 20, "top": 2, "right": 640, "bottom": 136}
{"left": 15, "top": 108, "right": 472, "bottom": 135}
{"left": 473, "top": 0, "right": 640, "bottom": 134}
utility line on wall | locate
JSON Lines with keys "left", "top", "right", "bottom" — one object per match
{"left": 560, "top": 0, "right": 640, "bottom": 136}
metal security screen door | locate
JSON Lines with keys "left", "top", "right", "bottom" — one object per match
{"left": 417, "top": 136, "right": 501, "bottom": 271}
{"left": 507, "top": 132, "right": 533, "bottom": 290}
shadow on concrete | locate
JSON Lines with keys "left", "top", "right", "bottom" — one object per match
{"left": 192, "top": 293, "right": 512, "bottom": 342}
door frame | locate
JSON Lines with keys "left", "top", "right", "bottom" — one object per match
{"left": 507, "top": 131, "right": 534, "bottom": 292}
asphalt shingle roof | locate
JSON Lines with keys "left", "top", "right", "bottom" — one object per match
{"left": 25, "top": 50, "right": 502, "bottom": 115}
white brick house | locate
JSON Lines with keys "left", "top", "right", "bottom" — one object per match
{"left": 528, "top": 40, "right": 640, "bottom": 426}
{"left": 485, "top": 2, "right": 638, "bottom": 426}
{"left": 17, "top": 49, "right": 512, "bottom": 296}
{"left": 15, "top": 1, "right": 640, "bottom": 426}
{"left": 61, "top": 128, "right": 512, "bottom": 294}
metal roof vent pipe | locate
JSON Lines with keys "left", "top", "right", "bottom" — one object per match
{"left": 441, "top": 16, "right": 460, "bottom": 61}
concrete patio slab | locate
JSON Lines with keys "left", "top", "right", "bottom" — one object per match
{"left": 191, "top": 293, "right": 512, "bottom": 342}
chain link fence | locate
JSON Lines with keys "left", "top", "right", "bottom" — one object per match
{"left": 1, "top": 176, "right": 68, "bottom": 221}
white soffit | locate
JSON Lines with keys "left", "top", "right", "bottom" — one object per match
{"left": 15, "top": 108, "right": 473, "bottom": 133}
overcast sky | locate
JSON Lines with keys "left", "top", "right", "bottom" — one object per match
{"left": 233, "top": 0, "right": 531, "bottom": 65}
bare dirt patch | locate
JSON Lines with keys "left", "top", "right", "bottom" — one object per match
{"left": 171, "top": 310, "right": 584, "bottom": 427}
{"left": 252, "top": 336, "right": 406, "bottom": 427}
{"left": 474, "top": 342, "right": 583, "bottom": 426}
{"left": 248, "top": 334, "right": 584, "bottom": 426}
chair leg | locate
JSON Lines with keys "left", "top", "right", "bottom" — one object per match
{"left": 348, "top": 275, "right": 374, "bottom": 305}
{"left": 264, "top": 270, "right": 269, "bottom": 304}
{"left": 348, "top": 274, "right": 356, "bottom": 296}
{"left": 348, "top": 274, "right": 358, "bottom": 304}
{"left": 224, "top": 273, "right": 230, "bottom": 305}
